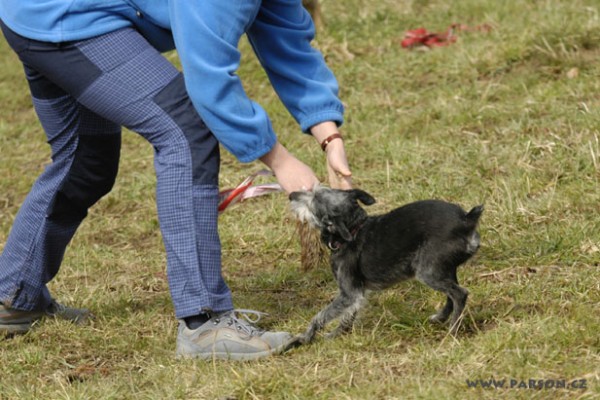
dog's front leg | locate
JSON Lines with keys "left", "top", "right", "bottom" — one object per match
{"left": 325, "top": 294, "right": 366, "bottom": 339}
{"left": 296, "top": 291, "right": 358, "bottom": 344}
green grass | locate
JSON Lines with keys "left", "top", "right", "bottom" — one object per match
{"left": 1, "top": 0, "right": 599, "bottom": 398}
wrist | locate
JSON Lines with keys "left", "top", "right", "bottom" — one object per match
{"left": 320, "top": 132, "right": 343, "bottom": 152}
{"left": 310, "top": 121, "right": 339, "bottom": 143}
{"left": 259, "top": 141, "right": 289, "bottom": 170}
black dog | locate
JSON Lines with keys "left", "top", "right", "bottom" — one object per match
{"left": 289, "top": 187, "right": 483, "bottom": 344}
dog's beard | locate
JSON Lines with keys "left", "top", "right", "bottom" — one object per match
{"left": 290, "top": 199, "right": 321, "bottom": 228}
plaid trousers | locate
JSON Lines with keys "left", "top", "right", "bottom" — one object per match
{"left": 0, "top": 23, "right": 234, "bottom": 318}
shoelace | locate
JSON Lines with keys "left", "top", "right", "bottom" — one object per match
{"left": 213, "top": 309, "right": 268, "bottom": 336}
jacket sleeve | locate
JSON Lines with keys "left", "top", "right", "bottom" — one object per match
{"left": 168, "top": 0, "right": 276, "bottom": 163}
{"left": 247, "top": 0, "right": 344, "bottom": 133}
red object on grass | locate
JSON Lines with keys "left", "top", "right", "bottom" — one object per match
{"left": 401, "top": 23, "right": 491, "bottom": 49}
{"left": 401, "top": 27, "right": 456, "bottom": 48}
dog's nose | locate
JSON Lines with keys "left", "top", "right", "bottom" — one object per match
{"left": 289, "top": 192, "right": 300, "bottom": 201}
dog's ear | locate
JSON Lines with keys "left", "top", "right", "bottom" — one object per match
{"left": 322, "top": 216, "right": 352, "bottom": 241}
{"left": 351, "top": 189, "right": 376, "bottom": 206}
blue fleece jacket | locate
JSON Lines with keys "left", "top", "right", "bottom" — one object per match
{"left": 0, "top": 0, "right": 344, "bottom": 162}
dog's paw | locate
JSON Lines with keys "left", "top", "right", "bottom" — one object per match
{"left": 286, "top": 334, "right": 313, "bottom": 349}
{"left": 284, "top": 336, "right": 304, "bottom": 351}
{"left": 324, "top": 331, "right": 339, "bottom": 340}
{"left": 428, "top": 314, "right": 447, "bottom": 324}
{"left": 324, "top": 326, "right": 352, "bottom": 340}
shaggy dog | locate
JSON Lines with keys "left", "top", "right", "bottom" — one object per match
{"left": 289, "top": 187, "right": 483, "bottom": 344}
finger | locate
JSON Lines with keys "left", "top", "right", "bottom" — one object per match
{"left": 338, "top": 177, "right": 353, "bottom": 190}
{"left": 328, "top": 158, "right": 352, "bottom": 177}
{"left": 332, "top": 175, "right": 352, "bottom": 189}
{"left": 329, "top": 170, "right": 352, "bottom": 189}
{"left": 336, "top": 167, "right": 352, "bottom": 177}
{"left": 329, "top": 165, "right": 352, "bottom": 179}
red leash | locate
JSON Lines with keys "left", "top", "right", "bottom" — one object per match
{"left": 218, "top": 170, "right": 282, "bottom": 213}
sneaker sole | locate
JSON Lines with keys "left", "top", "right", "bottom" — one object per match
{"left": 0, "top": 322, "right": 33, "bottom": 334}
{"left": 176, "top": 343, "right": 289, "bottom": 361}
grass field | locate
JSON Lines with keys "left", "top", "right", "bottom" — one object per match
{"left": 1, "top": 0, "right": 599, "bottom": 399}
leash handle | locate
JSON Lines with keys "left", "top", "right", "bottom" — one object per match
{"left": 218, "top": 170, "right": 282, "bottom": 213}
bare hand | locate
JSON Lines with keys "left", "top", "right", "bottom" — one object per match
{"left": 259, "top": 142, "right": 319, "bottom": 193}
{"left": 324, "top": 138, "right": 352, "bottom": 189}
{"left": 310, "top": 121, "right": 353, "bottom": 190}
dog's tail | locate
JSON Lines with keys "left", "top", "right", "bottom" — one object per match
{"left": 464, "top": 205, "right": 484, "bottom": 254}
{"left": 464, "top": 204, "right": 484, "bottom": 227}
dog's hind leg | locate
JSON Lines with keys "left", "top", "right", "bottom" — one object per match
{"left": 428, "top": 270, "right": 457, "bottom": 324}
{"left": 429, "top": 296, "right": 454, "bottom": 324}
{"left": 417, "top": 271, "right": 468, "bottom": 335}
{"left": 447, "top": 284, "right": 468, "bottom": 335}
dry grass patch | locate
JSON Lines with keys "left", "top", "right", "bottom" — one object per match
{"left": 1, "top": 0, "right": 599, "bottom": 398}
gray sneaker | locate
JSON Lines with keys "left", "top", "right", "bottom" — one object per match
{"left": 176, "top": 309, "right": 293, "bottom": 361}
{"left": 0, "top": 300, "right": 90, "bottom": 334}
